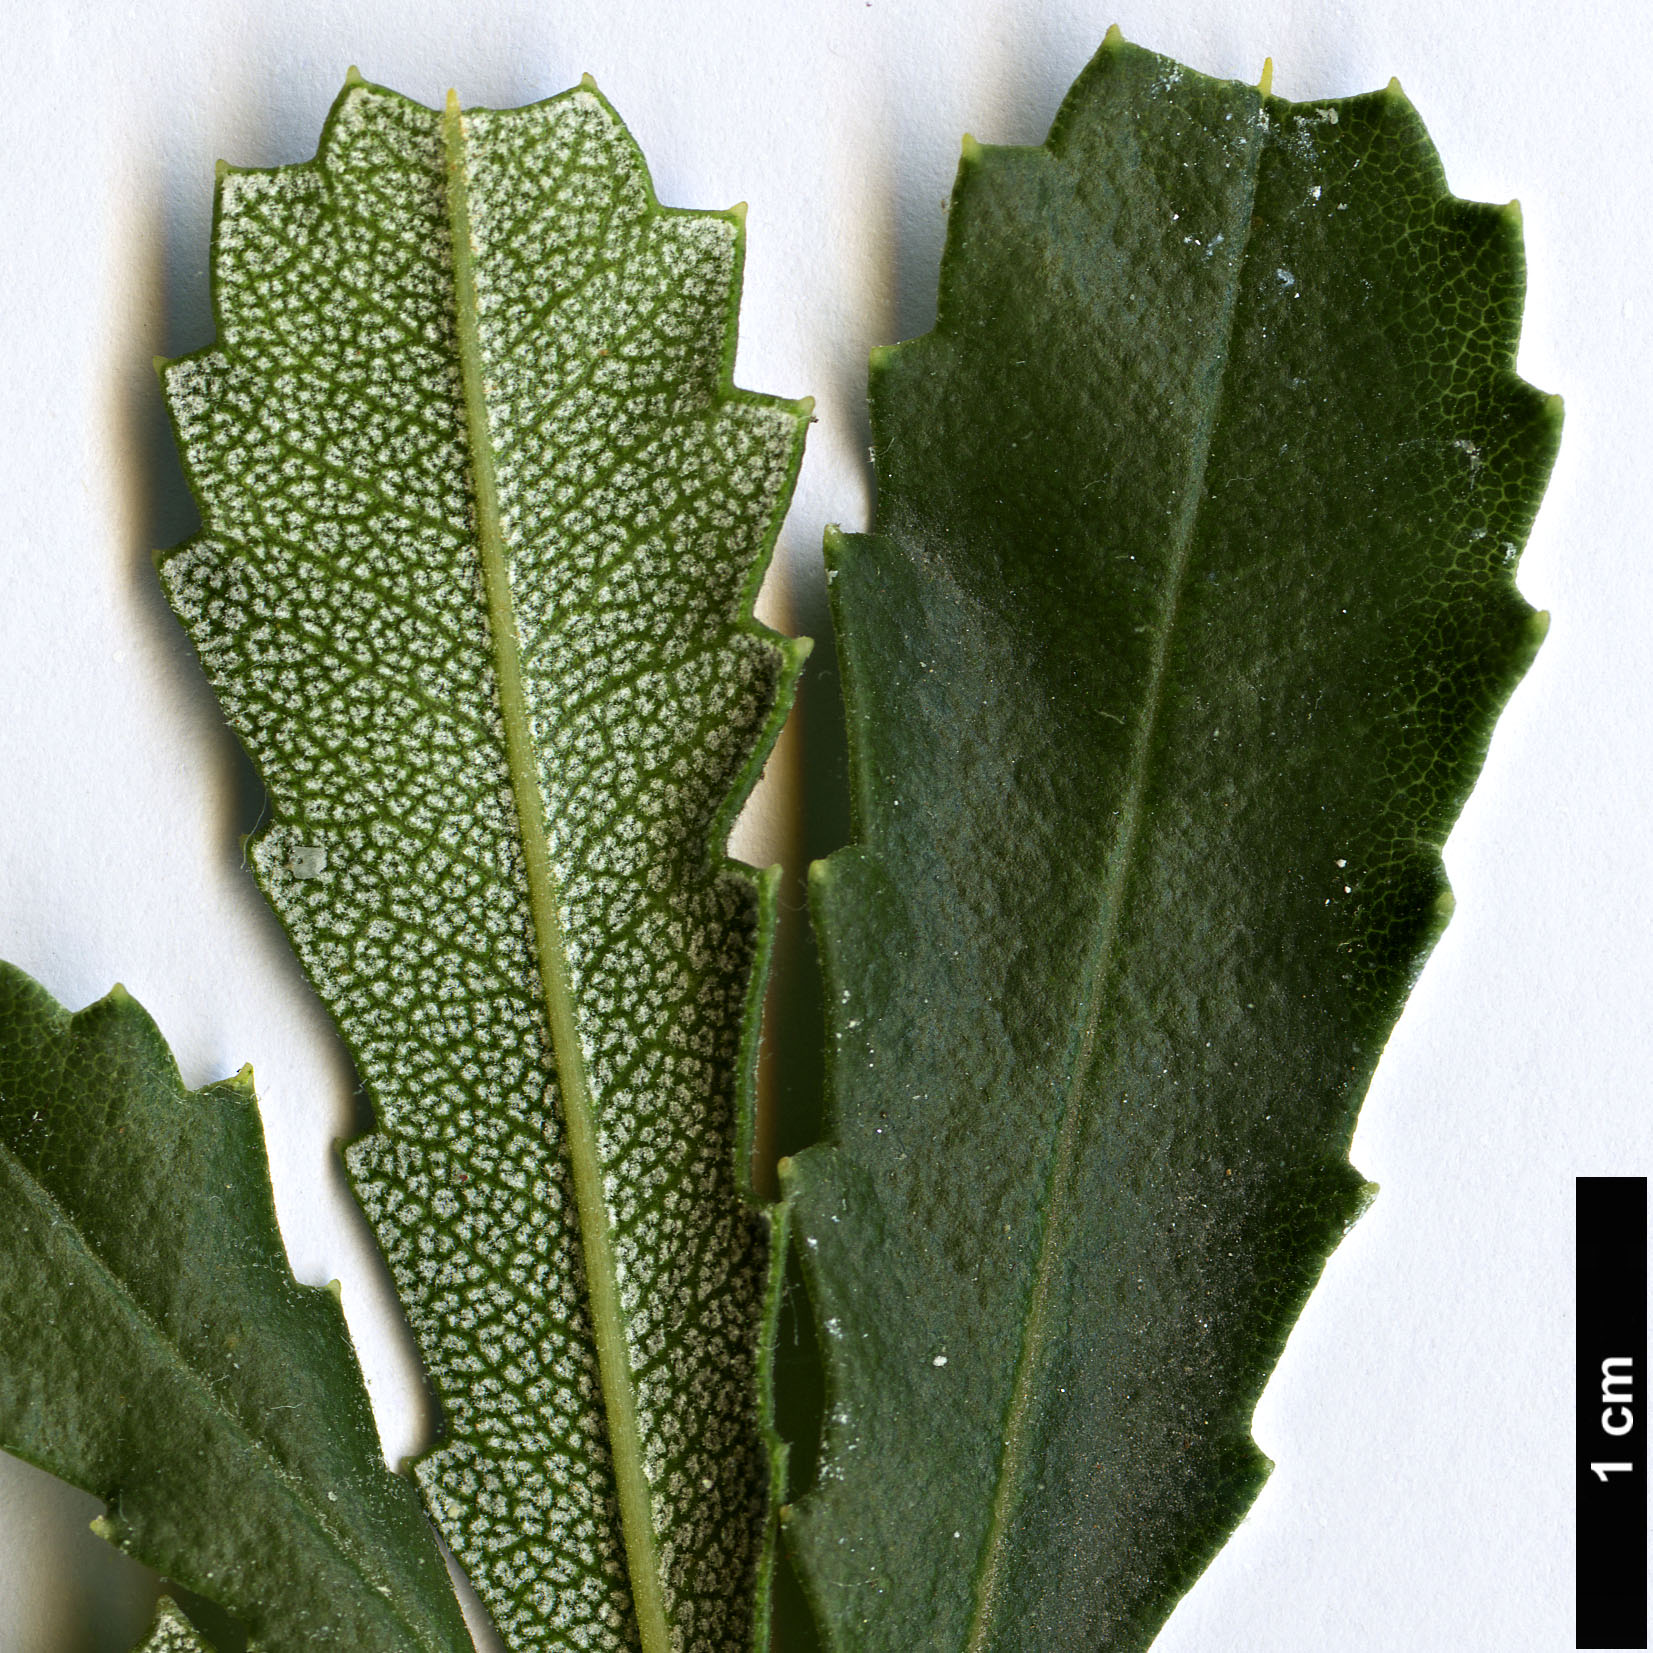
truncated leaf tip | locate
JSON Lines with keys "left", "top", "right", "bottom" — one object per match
{"left": 791, "top": 34, "right": 1561, "bottom": 1653}
{"left": 158, "top": 73, "right": 811, "bottom": 1653}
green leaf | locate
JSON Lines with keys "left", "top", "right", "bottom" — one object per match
{"left": 158, "top": 73, "right": 808, "bottom": 1653}
{"left": 784, "top": 31, "right": 1558, "bottom": 1652}
{"left": 0, "top": 964, "right": 470, "bottom": 1653}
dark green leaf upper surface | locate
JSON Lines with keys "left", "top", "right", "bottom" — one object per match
{"left": 159, "top": 76, "right": 808, "bottom": 1653}
{"left": 0, "top": 964, "right": 470, "bottom": 1653}
{"left": 785, "top": 34, "right": 1557, "bottom": 1653}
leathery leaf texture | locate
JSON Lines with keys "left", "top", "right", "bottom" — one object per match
{"left": 783, "top": 31, "right": 1559, "bottom": 1653}
{"left": 0, "top": 963, "right": 471, "bottom": 1653}
{"left": 159, "top": 74, "right": 809, "bottom": 1653}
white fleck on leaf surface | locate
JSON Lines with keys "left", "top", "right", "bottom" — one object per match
{"left": 137, "top": 1598, "right": 216, "bottom": 1653}
{"left": 160, "top": 73, "right": 809, "bottom": 1653}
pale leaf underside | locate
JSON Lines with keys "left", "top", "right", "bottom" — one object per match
{"left": 162, "top": 76, "right": 807, "bottom": 1653}
{"left": 786, "top": 34, "right": 1557, "bottom": 1653}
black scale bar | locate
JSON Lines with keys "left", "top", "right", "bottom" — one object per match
{"left": 1578, "top": 1176, "right": 1647, "bottom": 1649}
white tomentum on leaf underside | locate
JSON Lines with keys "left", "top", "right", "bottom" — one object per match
{"left": 161, "top": 75, "right": 808, "bottom": 1653}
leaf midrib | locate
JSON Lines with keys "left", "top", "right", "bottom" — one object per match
{"left": 0, "top": 1135, "right": 439, "bottom": 1653}
{"left": 961, "top": 95, "right": 1267, "bottom": 1653}
{"left": 440, "top": 93, "right": 673, "bottom": 1653}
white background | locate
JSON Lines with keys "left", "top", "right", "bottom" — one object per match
{"left": 0, "top": 1, "right": 1648, "bottom": 1649}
